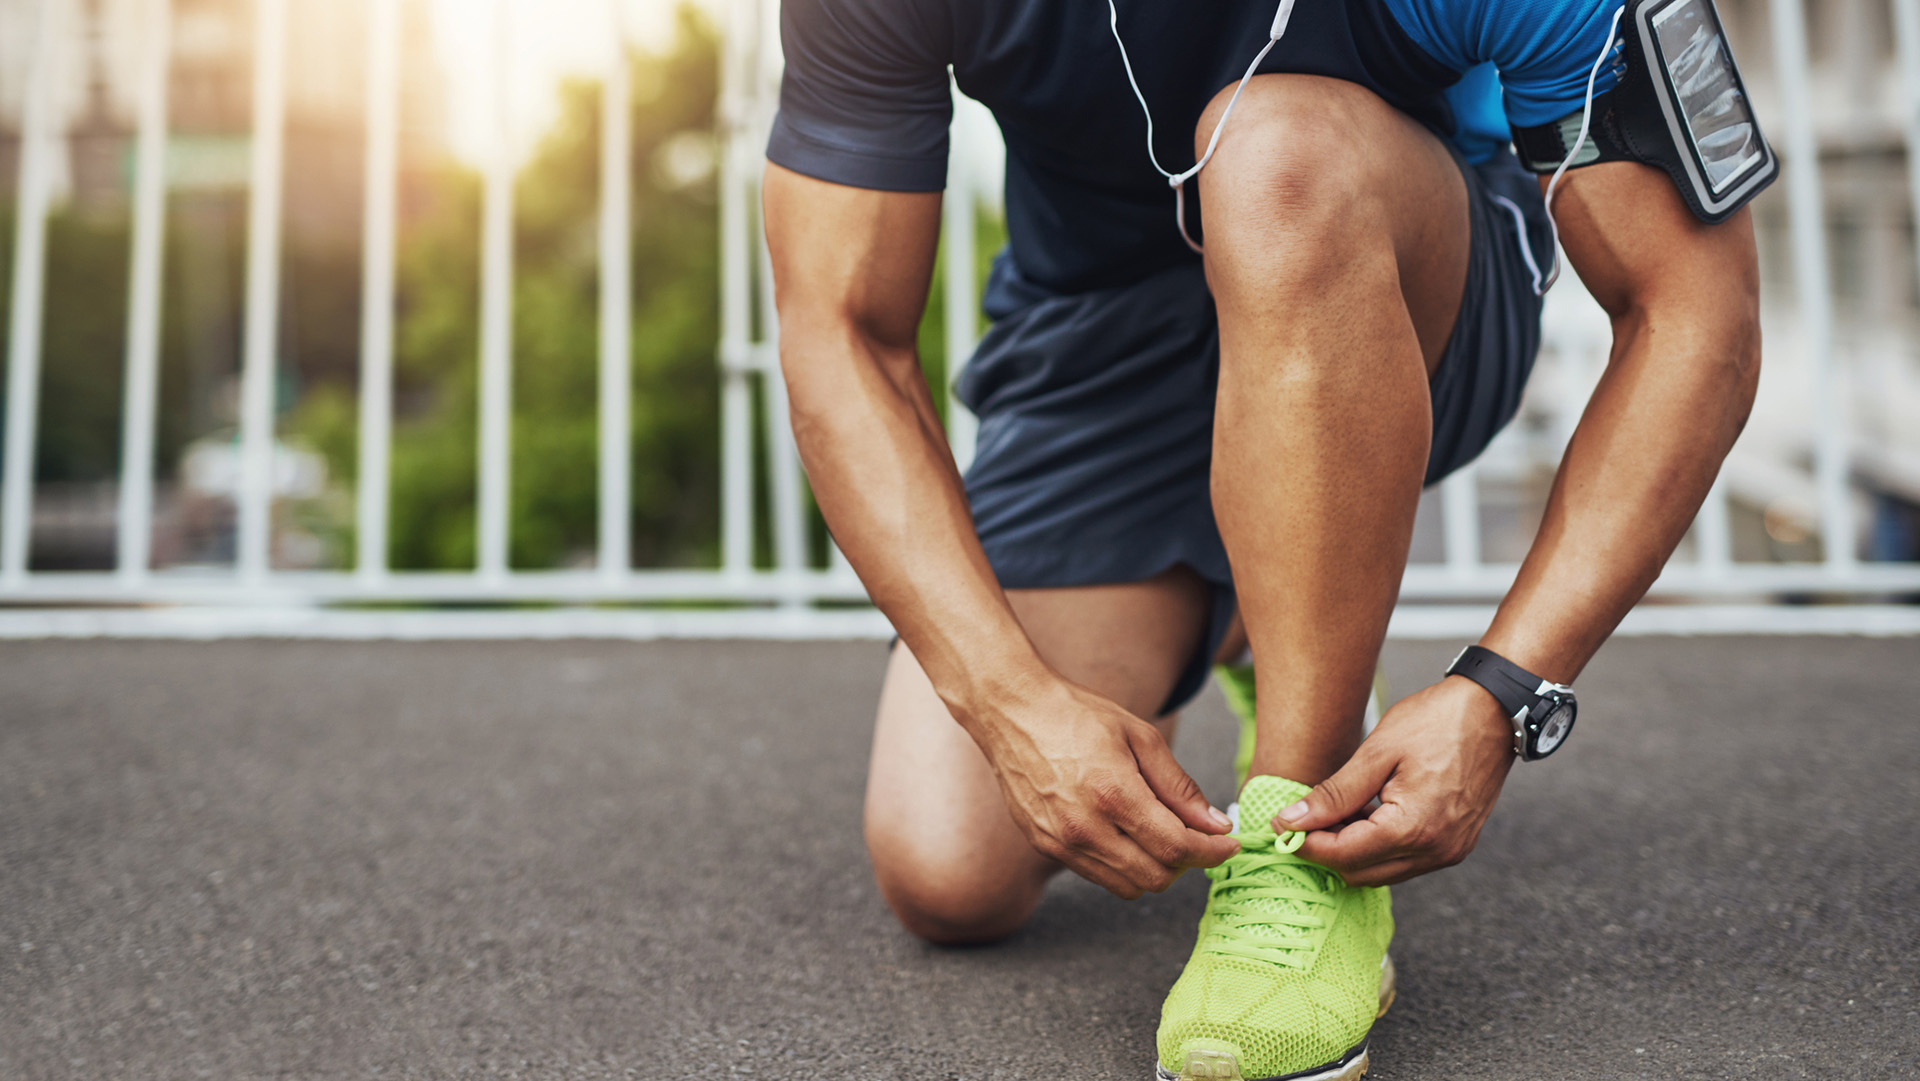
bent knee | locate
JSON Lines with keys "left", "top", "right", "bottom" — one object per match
{"left": 1196, "top": 77, "right": 1451, "bottom": 285}
{"left": 1199, "top": 79, "right": 1398, "bottom": 211}
{"left": 868, "top": 833, "right": 1045, "bottom": 945}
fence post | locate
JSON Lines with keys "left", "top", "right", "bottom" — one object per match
{"left": 1768, "top": 0, "right": 1855, "bottom": 570}
{"left": 117, "top": 0, "right": 170, "bottom": 584}
{"left": 1443, "top": 467, "right": 1481, "bottom": 579}
{"left": 943, "top": 94, "right": 980, "bottom": 474}
{"left": 1890, "top": 0, "right": 1920, "bottom": 311}
{"left": 718, "top": 0, "right": 757, "bottom": 577}
{"left": 2, "top": 0, "right": 66, "bottom": 587}
{"left": 356, "top": 0, "right": 401, "bottom": 585}
{"left": 235, "top": 0, "right": 290, "bottom": 585}
{"left": 758, "top": 235, "right": 808, "bottom": 589}
{"left": 598, "top": 0, "right": 634, "bottom": 583}
{"left": 476, "top": 0, "right": 515, "bottom": 584}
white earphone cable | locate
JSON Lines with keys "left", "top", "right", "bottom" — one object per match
{"left": 1516, "top": 3, "right": 1627, "bottom": 295}
{"left": 1110, "top": 0, "right": 1622, "bottom": 277}
{"left": 1108, "top": 0, "right": 1285, "bottom": 254}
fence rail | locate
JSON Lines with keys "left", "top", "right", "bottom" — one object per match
{"left": 2, "top": 0, "right": 1918, "bottom": 638}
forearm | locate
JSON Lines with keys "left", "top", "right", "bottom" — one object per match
{"left": 781, "top": 322, "right": 1046, "bottom": 723}
{"left": 762, "top": 164, "right": 1046, "bottom": 727}
{"left": 1480, "top": 300, "right": 1759, "bottom": 683}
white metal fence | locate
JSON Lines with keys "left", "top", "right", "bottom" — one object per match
{"left": 2, "top": 0, "right": 1919, "bottom": 638}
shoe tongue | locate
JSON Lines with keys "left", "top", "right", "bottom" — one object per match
{"left": 1235, "top": 775, "right": 1312, "bottom": 838}
{"left": 1213, "top": 776, "right": 1327, "bottom": 954}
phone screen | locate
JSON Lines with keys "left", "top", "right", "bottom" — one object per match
{"left": 1651, "top": 0, "right": 1764, "bottom": 194}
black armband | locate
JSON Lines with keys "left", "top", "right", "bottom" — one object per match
{"left": 1511, "top": 0, "right": 1777, "bottom": 225}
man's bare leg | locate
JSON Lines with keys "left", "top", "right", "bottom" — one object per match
{"left": 1197, "top": 75, "right": 1471, "bottom": 787}
{"left": 865, "top": 568, "right": 1211, "bottom": 944}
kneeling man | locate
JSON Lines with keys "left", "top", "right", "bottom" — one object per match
{"left": 763, "top": 0, "right": 1765, "bottom": 1075}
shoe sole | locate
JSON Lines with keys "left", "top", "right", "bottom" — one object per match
{"left": 1153, "top": 955, "right": 1395, "bottom": 1081}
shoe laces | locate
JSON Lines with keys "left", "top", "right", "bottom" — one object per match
{"left": 1200, "top": 822, "right": 1341, "bottom": 969}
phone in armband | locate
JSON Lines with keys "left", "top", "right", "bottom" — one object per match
{"left": 1513, "top": 0, "right": 1777, "bottom": 225}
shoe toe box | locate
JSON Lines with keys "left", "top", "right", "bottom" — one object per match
{"left": 1156, "top": 956, "right": 1373, "bottom": 1076}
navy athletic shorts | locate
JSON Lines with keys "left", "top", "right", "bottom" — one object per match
{"left": 953, "top": 147, "right": 1551, "bottom": 715}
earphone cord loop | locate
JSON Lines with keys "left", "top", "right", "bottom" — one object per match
{"left": 1529, "top": 4, "right": 1628, "bottom": 295}
{"left": 1110, "top": 0, "right": 1278, "bottom": 255}
{"left": 1173, "top": 36, "right": 1278, "bottom": 253}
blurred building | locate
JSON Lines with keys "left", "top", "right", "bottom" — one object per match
{"left": 0, "top": 0, "right": 452, "bottom": 571}
{"left": 0, "top": 0, "right": 450, "bottom": 237}
{"left": 1702, "top": 0, "right": 1920, "bottom": 563}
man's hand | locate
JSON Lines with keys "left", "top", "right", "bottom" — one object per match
{"left": 966, "top": 675, "right": 1241, "bottom": 899}
{"left": 1275, "top": 676, "right": 1515, "bottom": 887}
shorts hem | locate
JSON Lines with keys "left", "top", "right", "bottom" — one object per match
{"left": 981, "top": 538, "right": 1235, "bottom": 716}
{"left": 983, "top": 536, "right": 1231, "bottom": 594}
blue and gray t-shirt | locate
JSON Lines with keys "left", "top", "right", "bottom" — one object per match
{"left": 770, "top": 0, "right": 1623, "bottom": 304}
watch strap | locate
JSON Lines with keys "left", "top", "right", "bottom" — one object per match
{"left": 1446, "top": 645, "right": 1544, "bottom": 718}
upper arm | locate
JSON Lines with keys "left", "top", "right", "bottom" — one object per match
{"left": 1421, "top": 0, "right": 1757, "bottom": 334}
{"left": 763, "top": 163, "right": 942, "bottom": 355}
{"left": 1548, "top": 162, "right": 1757, "bottom": 326}
{"left": 764, "top": 0, "right": 949, "bottom": 355}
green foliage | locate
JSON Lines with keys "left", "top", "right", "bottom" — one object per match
{"left": 0, "top": 208, "right": 132, "bottom": 484}
{"left": 287, "top": 7, "right": 724, "bottom": 571}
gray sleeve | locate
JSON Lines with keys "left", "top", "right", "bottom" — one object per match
{"left": 767, "top": 0, "right": 954, "bottom": 192}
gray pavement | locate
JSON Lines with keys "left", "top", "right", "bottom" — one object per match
{"left": 1, "top": 635, "right": 1916, "bottom": 1080}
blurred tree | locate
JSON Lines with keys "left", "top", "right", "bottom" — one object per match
{"left": 289, "top": 6, "right": 725, "bottom": 572}
{"left": 2, "top": 3, "right": 1003, "bottom": 577}
{"left": 0, "top": 210, "right": 129, "bottom": 484}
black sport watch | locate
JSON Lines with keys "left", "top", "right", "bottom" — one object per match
{"left": 1445, "top": 645, "right": 1578, "bottom": 761}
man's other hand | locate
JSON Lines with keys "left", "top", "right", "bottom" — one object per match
{"left": 1277, "top": 676, "right": 1515, "bottom": 887}
{"left": 970, "top": 677, "right": 1241, "bottom": 899}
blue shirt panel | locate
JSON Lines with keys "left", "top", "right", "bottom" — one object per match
{"left": 1384, "top": 0, "right": 1624, "bottom": 128}
{"left": 1446, "top": 63, "right": 1511, "bottom": 165}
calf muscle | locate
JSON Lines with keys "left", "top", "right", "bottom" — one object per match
{"left": 1196, "top": 75, "right": 1471, "bottom": 787}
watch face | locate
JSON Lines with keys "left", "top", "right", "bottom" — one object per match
{"left": 1532, "top": 699, "right": 1576, "bottom": 757}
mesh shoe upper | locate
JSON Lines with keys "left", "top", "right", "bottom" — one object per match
{"left": 1157, "top": 776, "right": 1394, "bottom": 1077}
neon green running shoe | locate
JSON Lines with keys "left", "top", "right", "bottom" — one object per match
{"left": 1212, "top": 666, "right": 1388, "bottom": 791}
{"left": 1155, "top": 776, "right": 1394, "bottom": 1081}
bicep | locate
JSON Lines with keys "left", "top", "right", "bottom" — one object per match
{"left": 1547, "top": 161, "right": 1757, "bottom": 319}
{"left": 765, "top": 0, "right": 949, "bottom": 349}
{"left": 763, "top": 163, "right": 942, "bottom": 352}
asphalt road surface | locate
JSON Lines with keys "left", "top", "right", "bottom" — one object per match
{"left": 2, "top": 636, "right": 1916, "bottom": 1080}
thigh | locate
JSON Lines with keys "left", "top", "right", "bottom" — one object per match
{"left": 865, "top": 567, "right": 1212, "bottom": 895}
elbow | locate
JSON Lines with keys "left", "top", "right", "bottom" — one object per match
{"left": 1615, "top": 279, "right": 1762, "bottom": 431}
{"left": 775, "top": 315, "right": 921, "bottom": 440}
{"left": 1728, "top": 305, "right": 1762, "bottom": 432}
{"left": 777, "top": 329, "right": 853, "bottom": 447}
{"left": 1715, "top": 240, "right": 1765, "bottom": 426}
{"left": 1712, "top": 272, "right": 1763, "bottom": 432}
